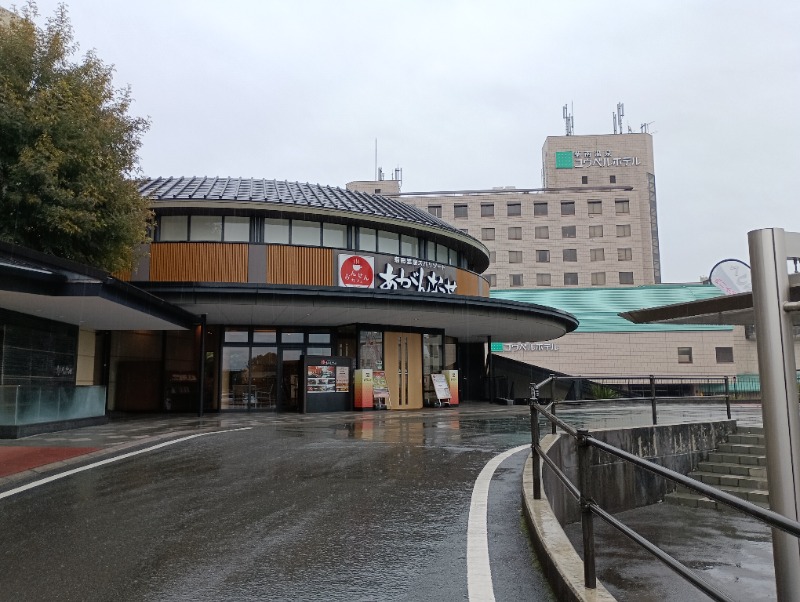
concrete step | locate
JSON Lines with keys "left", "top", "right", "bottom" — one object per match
{"left": 689, "top": 470, "right": 768, "bottom": 490}
{"left": 717, "top": 442, "right": 766, "bottom": 455}
{"left": 727, "top": 433, "right": 766, "bottom": 446}
{"left": 676, "top": 483, "right": 769, "bottom": 505}
{"left": 707, "top": 451, "right": 767, "bottom": 466}
{"left": 696, "top": 461, "right": 767, "bottom": 478}
{"left": 737, "top": 426, "right": 764, "bottom": 435}
{"left": 665, "top": 491, "right": 770, "bottom": 511}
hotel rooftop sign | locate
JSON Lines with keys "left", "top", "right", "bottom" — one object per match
{"left": 556, "top": 150, "right": 641, "bottom": 169}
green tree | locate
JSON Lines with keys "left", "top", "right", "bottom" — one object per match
{"left": 0, "top": 2, "right": 151, "bottom": 272}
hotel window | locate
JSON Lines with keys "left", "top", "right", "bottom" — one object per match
{"left": 561, "top": 201, "right": 575, "bottom": 216}
{"left": 563, "top": 249, "right": 577, "bottom": 262}
{"left": 265, "top": 218, "right": 290, "bottom": 244}
{"left": 562, "top": 225, "right": 576, "bottom": 238}
{"left": 481, "top": 203, "right": 495, "bottom": 217}
{"left": 224, "top": 216, "right": 250, "bottom": 242}
{"left": 481, "top": 228, "right": 495, "bottom": 241}
{"left": 619, "top": 271, "right": 634, "bottom": 285}
{"left": 509, "top": 250, "right": 523, "bottom": 263}
{"left": 716, "top": 347, "right": 734, "bottom": 363}
{"left": 454, "top": 204, "right": 468, "bottom": 218}
{"left": 589, "top": 225, "right": 603, "bottom": 238}
{"left": 507, "top": 202, "right": 522, "bottom": 217}
{"left": 292, "top": 219, "right": 321, "bottom": 245}
{"left": 588, "top": 200, "right": 602, "bottom": 215}
{"left": 564, "top": 272, "right": 579, "bottom": 286}
{"left": 533, "top": 202, "right": 548, "bottom": 216}
{"left": 534, "top": 226, "right": 549, "bottom": 239}
{"left": 615, "top": 199, "right": 630, "bottom": 214}
{"left": 536, "top": 273, "right": 551, "bottom": 287}
{"left": 618, "top": 248, "right": 633, "bottom": 261}
{"left": 591, "top": 272, "right": 606, "bottom": 286}
{"left": 536, "top": 250, "right": 550, "bottom": 263}
{"left": 159, "top": 215, "right": 188, "bottom": 241}
{"left": 508, "top": 227, "right": 523, "bottom": 240}
{"left": 610, "top": 175, "right": 617, "bottom": 184}
{"left": 191, "top": 216, "right": 223, "bottom": 241}
{"left": 617, "top": 224, "right": 632, "bottom": 237}
{"left": 510, "top": 274, "right": 524, "bottom": 287}
{"left": 486, "top": 274, "right": 497, "bottom": 287}
{"left": 377, "top": 230, "right": 400, "bottom": 254}
{"left": 590, "top": 248, "right": 605, "bottom": 262}
{"left": 358, "top": 227, "right": 377, "bottom": 252}
{"left": 322, "top": 223, "right": 347, "bottom": 248}
{"left": 489, "top": 251, "right": 496, "bottom": 263}
{"left": 400, "top": 234, "right": 419, "bottom": 257}
{"left": 428, "top": 205, "right": 442, "bottom": 218}
{"left": 581, "top": 176, "right": 588, "bottom": 184}
{"left": 678, "top": 347, "right": 693, "bottom": 364}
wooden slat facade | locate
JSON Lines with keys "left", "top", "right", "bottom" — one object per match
{"left": 456, "top": 271, "right": 490, "bottom": 298}
{"left": 150, "top": 243, "right": 249, "bottom": 282}
{"left": 267, "top": 245, "right": 334, "bottom": 286}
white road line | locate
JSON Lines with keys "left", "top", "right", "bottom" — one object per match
{"left": 467, "top": 444, "right": 530, "bottom": 602}
{"left": 0, "top": 427, "right": 252, "bottom": 501}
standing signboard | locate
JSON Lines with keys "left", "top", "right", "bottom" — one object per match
{"left": 430, "top": 373, "right": 452, "bottom": 406}
{"left": 303, "top": 356, "right": 352, "bottom": 413}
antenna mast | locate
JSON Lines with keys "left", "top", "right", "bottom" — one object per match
{"left": 562, "top": 103, "right": 574, "bottom": 136}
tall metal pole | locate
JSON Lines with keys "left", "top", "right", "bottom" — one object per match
{"left": 749, "top": 228, "right": 800, "bottom": 602}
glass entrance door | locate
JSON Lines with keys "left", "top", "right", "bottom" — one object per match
{"left": 280, "top": 348, "right": 303, "bottom": 411}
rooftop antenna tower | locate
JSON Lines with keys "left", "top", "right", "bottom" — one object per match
{"left": 616, "top": 102, "right": 624, "bottom": 134}
{"left": 562, "top": 103, "right": 574, "bottom": 136}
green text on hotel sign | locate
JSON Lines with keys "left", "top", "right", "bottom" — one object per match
{"left": 555, "top": 151, "right": 574, "bottom": 169}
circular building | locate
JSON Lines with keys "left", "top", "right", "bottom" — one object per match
{"left": 113, "top": 177, "right": 578, "bottom": 413}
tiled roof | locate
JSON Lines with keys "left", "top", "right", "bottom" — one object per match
{"left": 490, "top": 284, "right": 731, "bottom": 333}
{"left": 139, "top": 177, "right": 468, "bottom": 237}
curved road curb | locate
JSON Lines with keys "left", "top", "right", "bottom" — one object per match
{"left": 521, "top": 436, "right": 616, "bottom": 602}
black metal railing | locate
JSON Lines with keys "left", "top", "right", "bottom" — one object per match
{"left": 530, "top": 374, "right": 734, "bottom": 428}
{"left": 528, "top": 399, "right": 800, "bottom": 602}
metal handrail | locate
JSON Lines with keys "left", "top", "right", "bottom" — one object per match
{"left": 529, "top": 400, "right": 800, "bottom": 602}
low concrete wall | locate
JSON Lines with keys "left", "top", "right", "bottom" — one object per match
{"left": 543, "top": 419, "right": 736, "bottom": 525}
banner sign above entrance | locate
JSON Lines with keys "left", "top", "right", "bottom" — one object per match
{"left": 336, "top": 252, "right": 458, "bottom": 295}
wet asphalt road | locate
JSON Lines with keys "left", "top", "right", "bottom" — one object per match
{"left": 0, "top": 409, "right": 555, "bottom": 601}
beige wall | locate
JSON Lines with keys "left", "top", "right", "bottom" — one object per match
{"left": 76, "top": 329, "right": 96, "bottom": 386}
{"left": 495, "top": 325, "right": 800, "bottom": 377}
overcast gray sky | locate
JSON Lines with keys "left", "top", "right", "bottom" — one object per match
{"left": 23, "top": 0, "right": 800, "bottom": 283}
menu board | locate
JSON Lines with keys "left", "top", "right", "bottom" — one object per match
{"left": 307, "top": 365, "right": 336, "bottom": 394}
{"left": 430, "top": 373, "right": 451, "bottom": 400}
{"left": 373, "top": 371, "right": 390, "bottom": 399}
{"left": 336, "top": 366, "right": 349, "bottom": 392}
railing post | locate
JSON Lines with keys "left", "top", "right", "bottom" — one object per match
{"left": 530, "top": 400, "right": 541, "bottom": 500}
{"left": 724, "top": 376, "right": 731, "bottom": 420}
{"left": 551, "top": 375, "right": 557, "bottom": 435}
{"left": 577, "top": 428, "right": 596, "bottom": 589}
{"left": 650, "top": 374, "right": 657, "bottom": 425}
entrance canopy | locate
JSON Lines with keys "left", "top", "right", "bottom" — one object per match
{"left": 140, "top": 283, "right": 579, "bottom": 343}
{"left": 0, "top": 243, "right": 197, "bottom": 331}
{"left": 620, "top": 273, "right": 800, "bottom": 326}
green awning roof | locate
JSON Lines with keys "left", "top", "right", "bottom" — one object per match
{"left": 490, "top": 284, "right": 732, "bottom": 333}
